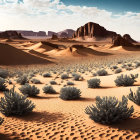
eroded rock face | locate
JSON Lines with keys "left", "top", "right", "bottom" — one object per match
{"left": 51, "top": 34, "right": 58, "bottom": 40}
{"left": 73, "top": 22, "right": 117, "bottom": 38}
{"left": 0, "top": 31, "right": 24, "bottom": 39}
{"left": 123, "top": 34, "right": 137, "bottom": 43}
{"left": 112, "top": 34, "right": 134, "bottom": 47}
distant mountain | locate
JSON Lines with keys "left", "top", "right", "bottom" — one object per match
{"left": 12, "top": 30, "right": 47, "bottom": 37}
{"left": 0, "top": 31, "right": 24, "bottom": 39}
{"left": 47, "top": 29, "right": 75, "bottom": 38}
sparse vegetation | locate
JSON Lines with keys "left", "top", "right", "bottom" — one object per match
{"left": 0, "top": 87, "right": 35, "bottom": 116}
{"left": 67, "top": 81, "right": 74, "bottom": 85}
{"left": 59, "top": 87, "right": 81, "bottom": 100}
{"left": 19, "top": 84, "right": 40, "bottom": 97}
{"left": 96, "top": 69, "right": 108, "bottom": 76}
{"left": 43, "top": 85, "right": 56, "bottom": 94}
{"left": 0, "top": 117, "right": 3, "bottom": 125}
{"left": 31, "top": 78, "right": 41, "bottom": 84}
{"left": 115, "top": 68, "right": 122, "bottom": 74}
{"left": 43, "top": 73, "right": 51, "bottom": 77}
{"left": 87, "top": 78, "right": 101, "bottom": 88}
{"left": 0, "top": 69, "right": 8, "bottom": 78}
{"left": 85, "top": 96, "right": 134, "bottom": 124}
{"left": 0, "top": 77, "right": 7, "bottom": 91}
{"left": 61, "top": 74, "right": 69, "bottom": 79}
{"left": 115, "top": 74, "right": 138, "bottom": 86}
{"left": 128, "top": 88, "right": 140, "bottom": 105}
{"left": 16, "top": 75, "right": 29, "bottom": 85}
{"left": 50, "top": 80, "right": 57, "bottom": 85}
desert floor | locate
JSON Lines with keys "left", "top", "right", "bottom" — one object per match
{"left": 0, "top": 39, "right": 140, "bottom": 140}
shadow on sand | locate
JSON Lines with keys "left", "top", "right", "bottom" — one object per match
{"left": 16, "top": 111, "right": 65, "bottom": 124}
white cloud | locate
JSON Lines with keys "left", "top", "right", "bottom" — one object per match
{"left": 0, "top": 0, "right": 139, "bottom": 40}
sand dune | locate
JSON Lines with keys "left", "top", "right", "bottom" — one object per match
{"left": 28, "top": 41, "right": 59, "bottom": 53}
{"left": 0, "top": 43, "right": 52, "bottom": 65}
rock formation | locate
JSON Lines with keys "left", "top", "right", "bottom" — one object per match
{"left": 0, "top": 31, "right": 24, "bottom": 39}
{"left": 112, "top": 34, "right": 134, "bottom": 47}
{"left": 51, "top": 34, "right": 58, "bottom": 40}
{"left": 48, "top": 29, "right": 75, "bottom": 38}
{"left": 123, "top": 34, "right": 137, "bottom": 43}
{"left": 73, "top": 22, "right": 117, "bottom": 39}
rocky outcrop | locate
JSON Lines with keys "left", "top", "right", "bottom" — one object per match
{"left": 51, "top": 34, "right": 58, "bottom": 40}
{"left": 112, "top": 34, "right": 134, "bottom": 47}
{"left": 57, "top": 29, "right": 75, "bottom": 38}
{"left": 0, "top": 31, "right": 24, "bottom": 39}
{"left": 48, "top": 29, "right": 75, "bottom": 38}
{"left": 73, "top": 22, "right": 117, "bottom": 39}
{"left": 123, "top": 34, "right": 137, "bottom": 43}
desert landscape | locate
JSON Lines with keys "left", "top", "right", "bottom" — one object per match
{"left": 0, "top": 0, "right": 140, "bottom": 140}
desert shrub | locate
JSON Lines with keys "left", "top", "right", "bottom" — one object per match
{"left": 0, "top": 69, "right": 8, "bottom": 78}
{"left": 61, "top": 74, "right": 69, "bottom": 79}
{"left": 19, "top": 84, "right": 40, "bottom": 97}
{"left": 85, "top": 96, "right": 134, "bottom": 124}
{"left": 92, "top": 73, "right": 97, "bottom": 77}
{"left": 43, "top": 85, "right": 56, "bottom": 94}
{"left": 59, "top": 87, "right": 81, "bottom": 100}
{"left": 115, "top": 74, "right": 138, "bottom": 87}
{"left": 127, "top": 63, "right": 132, "bottom": 67}
{"left": 0, "top": 87, "right": 35, "bottom": 116}
{"left": 31, "top": 78, "right": 41, "bottom": 84}
{"left": 16, "top": 75, "right": 29, "bottom": 85}
{"left": 128, "top": 88, "right": 140, "bottom": 105}
{"left": 43, "top": 73, "right": 51, "bottom": 77}
{"left": 0, "top": 77, "right": 7, "bottom": 91}
{"left": 87, "top": 78, "right": 101, "bottom": 88}
{"left": 67, "top": 81, "right": 74, "bottom": 85}
{"left": 96, "top": 69, "right": 108, "bottom": 76}
{"left": 72, "top": 74, "right": 83, "bottom": 81}
{"left": 50, "top": 80, "right": 57, "bottom": 85}
{"left": 115, "top": 68, "right": 122, "bottom": 74}
{"left": 0, "top": 117, "right": 3, "bottom": 125}
{"left": 112, "top": 65, "right": 118, "bottom": 69}
{"left": 136, "top": 62, "right": 140, "bottom": 68}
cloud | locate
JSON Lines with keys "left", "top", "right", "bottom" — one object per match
{"left": 0, "top": 0, "right": 140, "bottom": 40}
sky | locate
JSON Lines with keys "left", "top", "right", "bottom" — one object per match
{"left": 0, "top": 0, "right": 140, "bottom": 40}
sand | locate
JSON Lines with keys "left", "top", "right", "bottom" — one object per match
{"left": 0, "top": 39, "right": 140, "bottom": 139}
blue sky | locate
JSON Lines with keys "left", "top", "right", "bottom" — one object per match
{"left": 0, "top": 0, "right": 140, "bottom": 40}
{"left": 61, "top": 0, "right": 140, "bottom": 13}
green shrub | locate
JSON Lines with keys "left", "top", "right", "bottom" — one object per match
{"left": 0, "top": 77, "right": 7, "bottom": 91}
{"left": 59, "top": 87, "right": 81, "bottom": 100}
{"left": 87, "top": 78, "right": 101, "bottom": 88}
{"left": 115, "top": 68, "right": 122, "bottom": 74}
{"left": 0, "top": 117, "right": 3, "bottom": 125}
{"left": 112, "top": 65, "right": 118, "bottom": 69}
{"left": 85, "top": 96, "right": 134, "bottom": 124}
{"left": 97, "top": 69, "right": 108, "bottom": 76}
{"left": 67, "top": 81, "right": 74, "bottom": 85}
{"left": 42, "top": 85, "right": 56, "bottom": 94}
{"left": 72, "top": 74, "right": 83, "bottom": 81}
{"left": 16, "top": 75, "right": 29, "bottom": 85}
{"left": 50, "top": 80, "right": 57, "bottom": 85}
{"left": 61, "top": 74, "right": 69, "bottom": 79}
{"left": 115, "top": 74, "right": 138, "bottom": 87}
{"left": 43, "top": 73, "right": 51, "bottom": 77}
{"left": 136, "top": 62, "right": 140, "bottom": 68}
{"left": 0, "top": 69, "right": 8, "bottom": 78}
{"left": 19, "top": 84, "right": 40, "bottom": 97}
{"left": 0, "top": 87, "right": 35, "bottom": 116}
{"left": 31, "top": 78, "right": 41, "bottom": 84}
{"left": 128, "top": 88, "right": 140, "bottom": 105}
